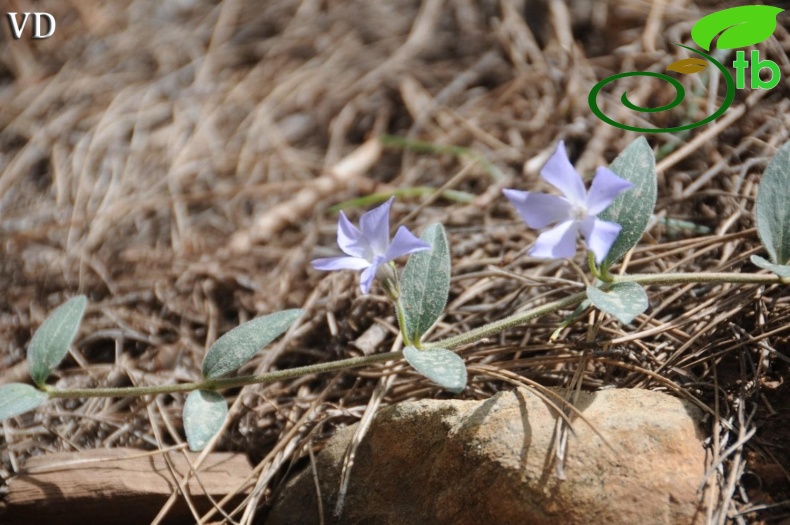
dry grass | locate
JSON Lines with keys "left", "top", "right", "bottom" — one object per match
{"left": 1, "top": 0, "right": 789, "bottom": 523}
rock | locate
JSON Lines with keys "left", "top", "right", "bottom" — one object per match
{"left": 2, "top": 448, "right": 253, "bottom": 525}
{"left": 266, "top": 388, "right": 713, "bottom": 525}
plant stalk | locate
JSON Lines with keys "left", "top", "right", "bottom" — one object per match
{"left": 46, "top": 351, "right": 401, "bottom": 399}
{"left": 44, "top": 270, "right": 786, "bottom": 400}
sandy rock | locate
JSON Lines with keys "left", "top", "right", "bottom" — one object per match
{"left": 266, "top": 388, "right": 713, "bottom": 525}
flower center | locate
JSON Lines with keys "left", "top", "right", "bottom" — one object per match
{"left": 571, "top": 202, "right": 588, "bottom": 221}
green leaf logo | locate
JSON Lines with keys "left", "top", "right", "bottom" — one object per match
{"left": 666, "top": 58, "right": 708, "bottom": 75}
{"left": 691, "top": 6, "right": 783, "bottom": 51}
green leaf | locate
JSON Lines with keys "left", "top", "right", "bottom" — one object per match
{"left": 691, "top": 6, "right": 783, "bottom": 51}
{"left": 400, "top": 224, "right": 451, "bottom": 343}
{"left": 755, "top": 141, "right": 790, "bottom": 265}
{"left": 599, "top": 137, "right": 657, "bottom": 270}
{"left": 27, "top": 295, "right": 87, "bottom": 387}
{"left": 586, "top": 282, "right": 648, "bottom": 325}
{"left": 183, "top": 390, "right": 228, "bottom": 452}
{"left": 202, "top": 309, "right": 303, "bottom": 379}
{"left": 403, "top": 346, "right": 466, "bottom": 394}
{"left": 0, "top": 384, "right": 48, "bottom": 420}
{"left": 751, "top": 255, "right": 790, "bottom": 278}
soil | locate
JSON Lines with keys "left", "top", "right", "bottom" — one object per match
{"left": 1, "top": 1, "right": 789, "bottom": 523}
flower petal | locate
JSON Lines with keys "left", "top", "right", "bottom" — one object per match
{"left": 580, "top": 217, "right": 623, "bottom": 263}
{"left": 312, "top": 256, "right": 371, "bottom": 271}
{"left": 503, "top": 189, "right": 573, "bottom": 229}
{"left": 383, "top": 226, "right": 431, "bottom": 261}
{"left": 359, "top": 197, "right": 394, "bottom": 255}
{"left": 540, "top": 141, "right": 586, "bottom": 205}
{"left": 358, "top": 264, "right": 378, "bottom": 294}
{"left": 530, "top": 220, "right": 580, "bottom": 259}
{"left": 585, "top": 167, "right": 634, "bottom": 215}
{"left": 337, "top": 211, "right": 370, "bottom": 259}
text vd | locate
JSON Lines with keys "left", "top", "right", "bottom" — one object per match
{"left": 6, "top": 12, "right": 56, "bottom": 39}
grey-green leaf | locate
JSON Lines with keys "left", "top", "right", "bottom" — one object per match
{"left": 691, "top": 6, "right": 783, "bottom": 51}
{"left": 400, "top": 223, "right": 451, "bottom": 344}
{"left": 183, "top": 390, "right": 228, "bottom": 452}
{"left": 755, "top": 141, "right": 790, "bottom": 265}
{"left": 27, "top": 295, "right": 87, "bottom": 386}
{"left": 202, "top": 309, "right": 303, "bottom": 379}
{"left": 586, "top": 282, "right": 648, "bottom": 324}
{"left": 0, "top": 384, "right": 48, "bottom": 420}
{"left": 751, "top": 255, "right": 790, "bottom": 278}
{"left": 599, "top": 137, "right": 657, "bottom": 270}
{"left": 403, "top": 346, "right": 466, "bottom": 394}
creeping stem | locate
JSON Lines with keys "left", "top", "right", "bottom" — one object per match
{"left": 611, "top": 272, "right": 783, "bottom": 286}
{"left": 422, "top": 292, "right": 588, "bottom": 351}
{"left": 45, "top": 270, "right": 786, "bottom": 400}
{"left": 45, "top": 351, "right": 403, "bottom": 400}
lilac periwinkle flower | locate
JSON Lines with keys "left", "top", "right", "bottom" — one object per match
{"left": 312, "top": 198, "right": 431, "bottom": 294}
{"left": 504, "top": 141, "right": 633, "bottom": 264}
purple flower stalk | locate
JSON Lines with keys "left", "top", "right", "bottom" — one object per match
{"left": 504, "top": 141, "right": 633, "bottom": 264}
{"left": 312, "top": 198, "right": 431, "bottom": 294}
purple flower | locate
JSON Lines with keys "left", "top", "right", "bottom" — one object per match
{"left": 312, "top": 198, "right": 431, "bottom": 294}
{"left": 503, "top": 141, "right": 633, "bottom": 264}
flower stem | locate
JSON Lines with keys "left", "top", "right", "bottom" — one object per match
{"left": 384, "top": 261, "right": 413, "bottom": 347}
{"left": 395, "top": 298, "right": 413, "bottom": 347}
{"left": 588, "top": 252, "right": 605, "bottom": 281}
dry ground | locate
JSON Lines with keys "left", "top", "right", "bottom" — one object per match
{"left": 1, "top": 0, "right": 789, "bottom": 523}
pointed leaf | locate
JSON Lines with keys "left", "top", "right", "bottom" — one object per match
{"left": 587, "top": 282, "right": 648, "bottom": 325}
{"left": 666, "top": 58, "right": 708, "bottom": 75}
{"left": 755, "top": 142, "right": 790, "bottom": 265}
{"left": 202, "top": 309, "right": 303, "bottom": 379}
{"left": 183, "top": 390, "right": 228, "bottom": 451}
{"left": 751, "top": 255, "right": 790, "bottom": 278}
{"left": 27, "top": 295, "right": 87, "bottom": 386}
{"left": 0, "top": 384, "right": 48, "bottom": 420}
{"left": 400, "top": 224, "right": 451, "bottom": 343}
{"left": 403, "top": 346, "right": 466, "bottom": 394}
{"left": 599, "top": 137, "right": 657, "bottom": 270}
{"left": 691, "top": 6, "right": 783, "bottom": 51}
